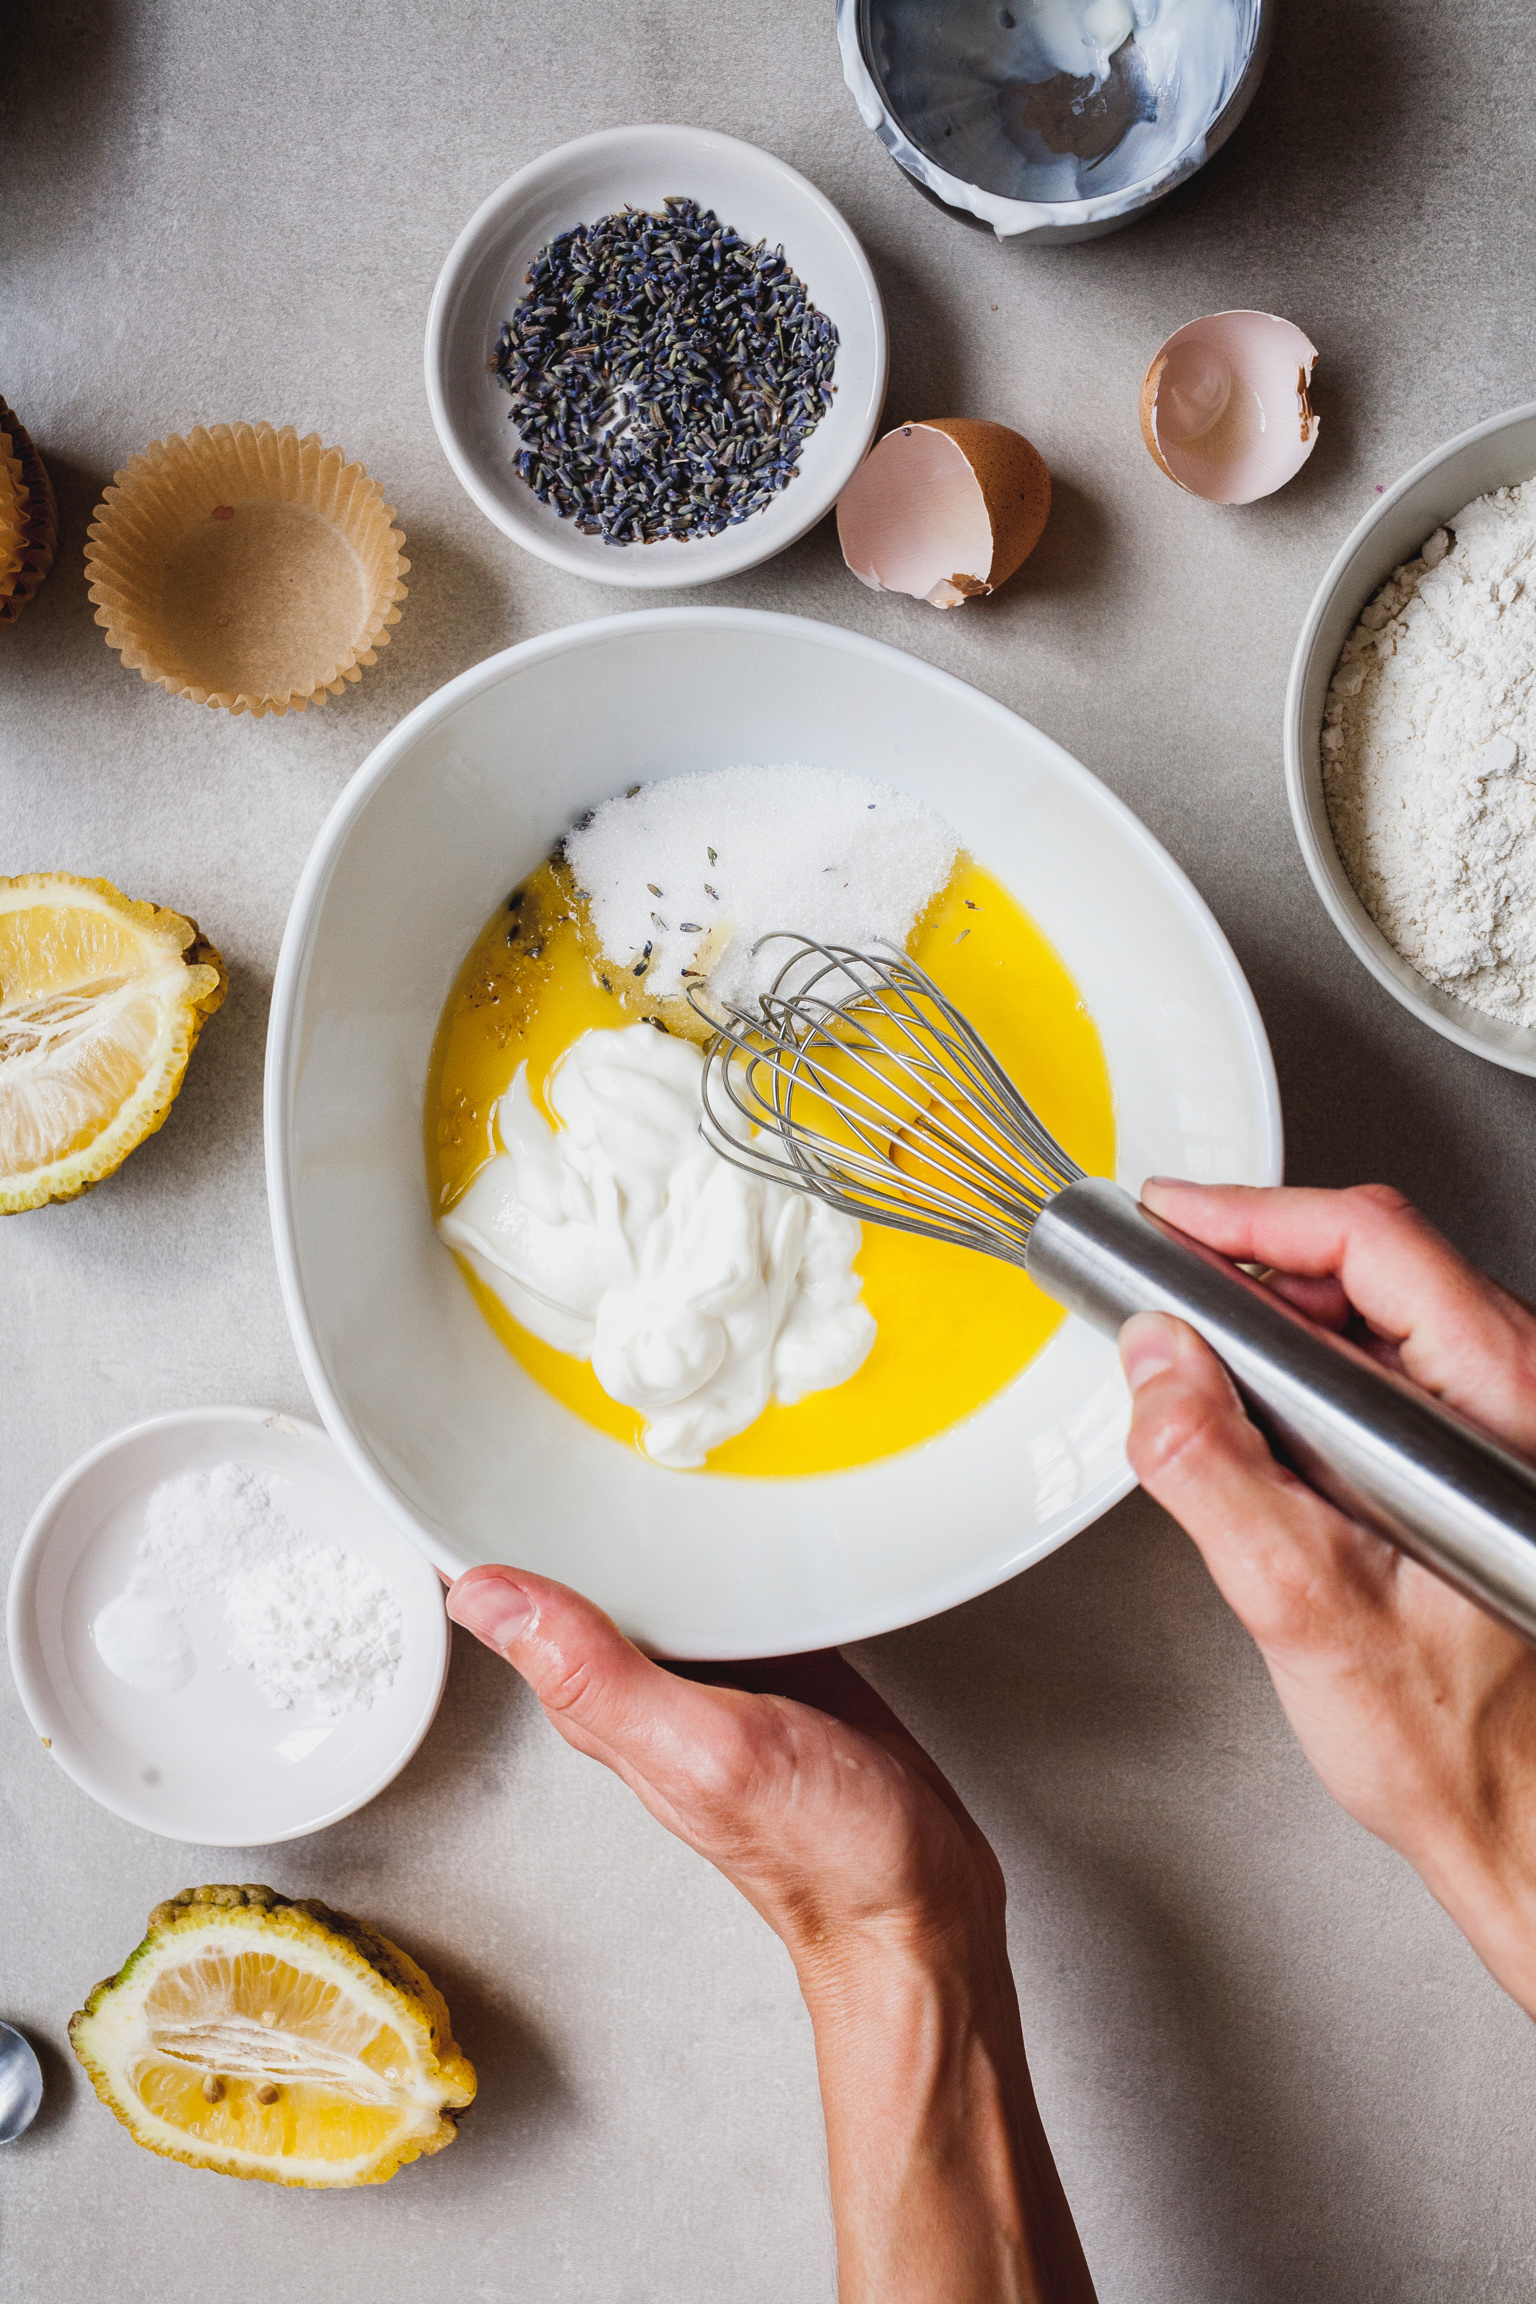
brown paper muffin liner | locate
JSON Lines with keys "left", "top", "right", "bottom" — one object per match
{"left": 85, "top": 422, "right": 409, "bottom": 717}
{"left": 0, "top": 396, "right": 57, "bottom": 627}
{"left": 0, "top": 442, "right": 24, "bottom": 592}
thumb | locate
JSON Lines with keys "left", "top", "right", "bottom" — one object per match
{"left": 1118, "top": 1311, "right": 1388, "bottom": 1655}
{"left": 445, "top": 1564, "right": 740, "bottom": 1794}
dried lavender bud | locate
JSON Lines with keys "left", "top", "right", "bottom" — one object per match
{"left": 492, "top": 196, "right": 838, "bottom": 547}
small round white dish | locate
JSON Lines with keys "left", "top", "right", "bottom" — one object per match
{"left": 6, "top": 1407, "right": 449, "bottom": 1846}
{"left": 266, "top": 608, "right": 1281, "bottom": 1660}
{"left": 424, "top": 125, "right": 887, "bottom": 586}
{"left": 1285, "top": 400, "right": 1536, "bottom": 1076}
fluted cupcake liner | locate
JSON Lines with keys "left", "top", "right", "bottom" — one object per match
{"left": 85, "top": 421, "right": 409, "bottom": 717}
{"left": 0, "top": 397, "right": 58, "bottom": 628}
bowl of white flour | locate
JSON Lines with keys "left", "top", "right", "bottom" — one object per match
{"left": 1286, "top": 401, "right": 1536, "bottom": 1073}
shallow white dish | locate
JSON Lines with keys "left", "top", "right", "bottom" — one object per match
{"left": 267, "top": 609, "right": 1280, "bottom": 1659}
{"left": 6, "top": 1408, "right": 449, "bottom": 1846}
{"left": 425, "top": 125, "right": 887, "bottom": 587}
{"left": 1285, "top": 401, "right": 1536, "bottom": 1075}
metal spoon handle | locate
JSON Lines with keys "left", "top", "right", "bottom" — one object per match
{"left": 1026, "top": 1177, "right": 1536, "bottom": 1645}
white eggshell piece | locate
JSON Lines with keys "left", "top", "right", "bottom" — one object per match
{"left": 837, "top": 426, "right": 995, "bottom": 606}
{"left": 1148, "top": 311, "right": 1319, "bottom": 506}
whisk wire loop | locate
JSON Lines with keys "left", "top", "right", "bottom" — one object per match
{"left": 693, "top": 936, "right": 1084, "bottom": 1263}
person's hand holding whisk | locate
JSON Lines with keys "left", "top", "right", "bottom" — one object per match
{"left": 1123, "top": 1178, "right": 1536, "bottom": 2023}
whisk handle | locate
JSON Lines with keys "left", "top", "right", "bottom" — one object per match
{"left": 1026, "top": 1177, "right": 1536, "bottom": 1645}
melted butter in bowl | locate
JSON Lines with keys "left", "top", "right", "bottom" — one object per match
{"left": 843, "top": 0, "right": 1268, "bottom": 242}
{"left": 426, "top": 836, "right": 1114, "bottom": 1479}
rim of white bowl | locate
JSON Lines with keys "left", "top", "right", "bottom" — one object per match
{"left": 424, "top": 125, "right": 889, "bottom": 587}
{"left": 1283, "top": 400, "right": 1536, "bottom": 1077}
{"left": 5, "top": 1405, "right": 451, "bottom": 1844}
{"left": 266, "top": 607, "right": 1283, "bottom": 1654}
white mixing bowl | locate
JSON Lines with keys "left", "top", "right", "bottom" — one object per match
{"left": 267, "top": 610, "right": 1280, "bottom": 1658}
{"left": 1285, "top": 400, "right": 1536, "bottom": 1074}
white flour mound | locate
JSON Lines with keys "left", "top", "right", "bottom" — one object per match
{"left": 97, "top": 1462, "right": 402, "bottom": 1716}
{"left": 222, "top": 1541, "right": 403, "bottom": 1715}
{"left": 1322, "top": 477, "right": 1536, "bottom": 1029}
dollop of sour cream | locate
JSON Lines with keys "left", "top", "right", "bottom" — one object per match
{"left": 439, "top": 1024, "right": 876, "bottom": 1469}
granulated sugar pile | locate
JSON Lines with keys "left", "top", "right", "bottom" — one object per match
{"left": 563, "top": 764, "right": 960, "bottom": 1010}
{"left": 93, "top": 1462, "right": 402, "bottom": 1716}
{"left": 1322, "top": 477, "right": 1536, "bottom": 1030}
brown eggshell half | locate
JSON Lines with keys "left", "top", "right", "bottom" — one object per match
{"left": 836, "top": 419, "right": 1051, "bottom": 609}
{"left": 1139, "top": 312, "right": 1319, "bottom": 506}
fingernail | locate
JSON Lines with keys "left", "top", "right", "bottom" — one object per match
{"left": 1143, "top": 1175, "right": 1191, "bottom": 1192}
{"left": 447, "top": 1570, "right": 537, "bottom": 1652}
{"left": 1120, "top": 1312, "right": 1178, "bottom": 1392}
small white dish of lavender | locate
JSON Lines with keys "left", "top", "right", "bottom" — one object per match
{"left": 425, "top": 124, "right": 888, "bottom": 585}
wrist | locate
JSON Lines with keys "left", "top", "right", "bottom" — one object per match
{"left": 1408, "top": 1825, "right": 1536, "bottom": 2020}
{"left": 790, "top": 1899, "right": 1016, "bottom": 2069}
{"left": 791, "top": 1904, "right": 1097, "bottom": 2304}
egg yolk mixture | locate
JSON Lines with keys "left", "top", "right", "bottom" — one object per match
{"left": 427, "top": 856, "right": 1114, "bottom": 1477}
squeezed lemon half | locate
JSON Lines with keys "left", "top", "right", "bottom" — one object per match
{"left": 69, "top": 1884, "right": 476, "bottom": 2188}
{"left": 0, "top": 872, "right": 226, "bottom": 1213}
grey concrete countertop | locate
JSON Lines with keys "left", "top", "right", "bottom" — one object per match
{"left": 4, "top": 4, "right": 1535, "bottom": 2298}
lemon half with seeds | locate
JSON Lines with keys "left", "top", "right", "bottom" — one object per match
{"left": 69, "top": 1885, "right": 476, "bottom": 2187}
{"left": 0, "top": 872, "right": 226, "bottom": 1213}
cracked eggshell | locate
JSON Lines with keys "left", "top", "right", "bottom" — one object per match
{"left": 1140, "top": 312, "right": 1319, "bottom": 506}
{"left": 836, "top": 419, "right": 1051, "bottom": 609}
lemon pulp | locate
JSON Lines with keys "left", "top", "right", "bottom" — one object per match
{"left": 0, "top": 873, "right": 226, "bottom": 1214}
{"left": 426, "top": 856, "right": 1114, "bottom": 1476}
{"left": 68, "top": 1885, "right": 475, "bottom": 2189}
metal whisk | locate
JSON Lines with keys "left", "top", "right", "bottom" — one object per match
{"left": 695, "top": 936, "right": 1536, "bottom": 1646}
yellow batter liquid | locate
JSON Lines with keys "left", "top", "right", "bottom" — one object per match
{"left": 426, "top": 856, "right": 1115, "bottom": 1477}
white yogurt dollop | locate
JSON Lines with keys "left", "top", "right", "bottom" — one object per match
{"left": 439, "top": 1024, "right": 876, "bottom": 1469}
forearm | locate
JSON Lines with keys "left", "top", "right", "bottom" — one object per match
{"left": 798, "top": 1928, "right": 1097, "bottom": 2304}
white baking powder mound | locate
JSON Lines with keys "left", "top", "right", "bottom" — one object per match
{"left": 93, "top": 1462, "right": 402, "bottom": 1715}
{"left": 1322, "top": 477, "right": 1536, "bottom": 1029}
{"left": 563, "top": 764, "right": 960, "bottom": 1010}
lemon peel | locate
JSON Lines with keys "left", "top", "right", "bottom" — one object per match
{"left": 69, "top": 1883, "right": 476, "bottom": 2188}
{"left": 0, "top": 872, "right": 226, "bottom": 1213}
